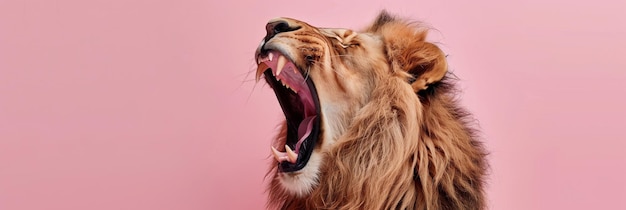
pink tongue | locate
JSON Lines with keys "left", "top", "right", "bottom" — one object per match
{"left": 295, "top": 116, "right": 316, "bottom": 153}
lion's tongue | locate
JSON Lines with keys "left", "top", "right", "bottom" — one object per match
{"left": 295, "top": 82, "right": 316, "bottom": 154}
{"left": 295, "top": 116, "right": 316, "bottom": 153}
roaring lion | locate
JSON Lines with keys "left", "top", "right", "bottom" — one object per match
{"left": 253, "top": 11, "right": 488, "bottom": 210}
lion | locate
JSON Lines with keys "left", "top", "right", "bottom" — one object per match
{"left": 253, "top": 11, "right": 488, "bottom": 210}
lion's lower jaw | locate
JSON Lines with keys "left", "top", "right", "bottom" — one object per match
{"left": 276, "top": 152, "right": 323, "bottom": 197}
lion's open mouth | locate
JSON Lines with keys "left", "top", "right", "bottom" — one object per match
{"left": 256, "top": 50, "right": 321, "bottom": 172}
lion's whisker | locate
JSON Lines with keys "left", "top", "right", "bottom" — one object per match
{"left": 329, "top": 54, "right": 358, "bottom": 59}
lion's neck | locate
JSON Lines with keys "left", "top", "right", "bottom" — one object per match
{"left": 304, "top": 76, "right": 422, "bottom": 209}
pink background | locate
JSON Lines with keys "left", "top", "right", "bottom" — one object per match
{"left": 1, "top": 0, "right": 625, "bottom": 209}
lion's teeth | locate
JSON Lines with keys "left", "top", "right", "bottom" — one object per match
{"left": 268, "top": 52, "right": 273, "bottom": 61}
{"left": 256, "top": 63, "right": 269, "bottom": 82}
{"left": 280, "top": 82, "right": 297, "bottom": 93}
{"left": 276, "top": 55, "right": 286, "bottom": 76}
{"left": 285, "top": 145, "right": 298, "bottom": 163}
{"left": 271, "top": 146, "right": 287, "bottom": 162}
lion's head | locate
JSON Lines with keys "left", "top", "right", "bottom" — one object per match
{"left": 254, "top": 11, "right": 487, "bottom": 210}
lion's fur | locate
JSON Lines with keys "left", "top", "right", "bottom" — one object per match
{"left": 260, "top": 11, "right": 488, "bottom": 210}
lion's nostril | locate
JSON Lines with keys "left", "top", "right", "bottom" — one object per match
{"left": 273, "top": 22, "right": 290, "bottom": 34}
{"left": 264, "top": 19, "right": 301, "bottom": 42}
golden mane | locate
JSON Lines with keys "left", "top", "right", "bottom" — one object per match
{"left": 256, "top": 10, "right": 488, "bottom": 210}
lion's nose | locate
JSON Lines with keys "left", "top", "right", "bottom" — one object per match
{"left": 264, "top": 18, "right": 301, "bottom": 41}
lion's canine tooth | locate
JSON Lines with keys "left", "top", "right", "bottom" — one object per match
{"left": 285, "top": 145, "right": 297, "bottom": 163}
{"left": 271, "top": 146, "right": 287, "bottom": 162}
{"left": 276, "top": 55, "right": 287, "bottom": 76}
{"left": 256, "top": 63, "right": 269, "bottom": 82}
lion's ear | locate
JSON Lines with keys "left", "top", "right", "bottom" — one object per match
{"left": 367, "top": 11, "right": 448, "bottom": 92}
{"left": 402, "top": 42, "right": 448, "bottom": 92}
{"left": 364, "top": 10, "right": 396, "bottom": 32}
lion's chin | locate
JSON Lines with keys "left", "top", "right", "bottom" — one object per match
{"left": 276, "top": 151, "right": 323, "bottom": 197}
